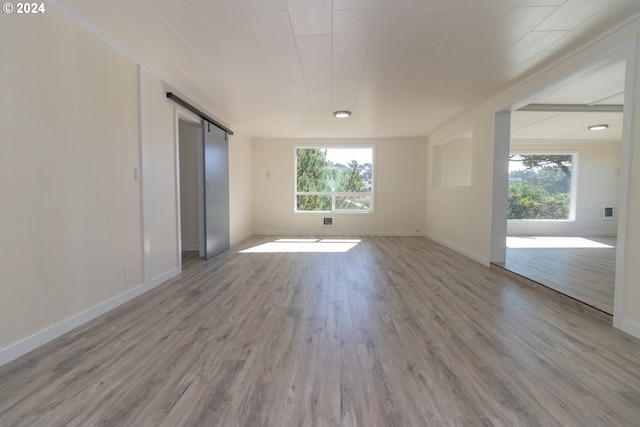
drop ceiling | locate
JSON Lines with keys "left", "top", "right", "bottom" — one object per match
{"left": 513, "top": 57, "right": 626, "bottom": 141}
{"left": 50, "top": 0, "right": 640, "bottom": 138}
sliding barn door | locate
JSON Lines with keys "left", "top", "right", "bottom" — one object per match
{"left": 203, "top": 120, "right": 230, "bottom": 259}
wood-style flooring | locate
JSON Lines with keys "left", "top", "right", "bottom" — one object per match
{"left": 1, "top": 236, "right": 640, "bottom": 426}
{"left": 503, "top": 236, "right": 616, "bottom": 314}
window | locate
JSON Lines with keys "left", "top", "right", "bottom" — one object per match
{"left": 295, "top": 146, "right": 373, "bottom": 213}
{"left": 508, "top": 154, "right": 575, "bottom": 220}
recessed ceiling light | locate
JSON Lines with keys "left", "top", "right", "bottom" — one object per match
{"left": 588, "top": 124, "right": 609, "bottom": 131}
{"left": 333, "top": 110, "right": 351, "bottom": 118}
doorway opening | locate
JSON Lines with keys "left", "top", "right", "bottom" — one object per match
{"left": 491, "top": 47, "right": 632, "bottom": 318}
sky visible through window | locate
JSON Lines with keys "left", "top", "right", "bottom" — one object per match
{"left": 325, "top": 148, "right": 372, "bottom": 165}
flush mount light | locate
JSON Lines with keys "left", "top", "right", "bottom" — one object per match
{"left": 588, "top": 124, "right": 609, "bottom": 131}
{"left": 333, "top": 110, "right": 351, "bottom": 118}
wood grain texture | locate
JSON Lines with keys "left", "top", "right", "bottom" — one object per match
{"left": 503, "top": 236, "right": 616, "bottom": 314}
{"left": 1, "top": 236, "right": 639, "bottom": 426}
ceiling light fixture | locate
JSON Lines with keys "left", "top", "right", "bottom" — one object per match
{"left": 333, "top": 110, "right": 351, "bottom": 118}
{"left": 588, "top": 124, "right": 609, "bottom": 131}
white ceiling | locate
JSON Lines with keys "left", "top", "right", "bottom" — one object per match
{"left": 51, "top": 0, "right": 640, "bottom": 138}
{"left": 512, "top": 57, "right": 626, "bottom": 141}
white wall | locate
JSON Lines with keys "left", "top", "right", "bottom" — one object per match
{"left": 0, "top": 8, "right": 255, "bottom": 365}
{"left": 229, "top": 131, "right": 254, "bottom": 245}
{"left": 253, "top": 138, "right": 426, "bottom": 236}
{"left": 425, "top": 17, "right": 640, "bottom": 337}
{"left": 0, "top": 10, "right": 144, "bottom": 354}
{"left": 507, "top": 141, "right": 620, "bottom": 236}
{"left": 140, "top": 69, "right": 180, "bottom": 283}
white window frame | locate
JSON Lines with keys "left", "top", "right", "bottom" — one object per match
{"left": 294, "top": 145, "right": 375, "bottom": 214}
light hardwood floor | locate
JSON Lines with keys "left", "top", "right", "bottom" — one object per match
{"left": 1, "top": 236, "right": 640, "bottom": 426}
{"left": 503, "top": 236, "right": 616, "bottom": 314}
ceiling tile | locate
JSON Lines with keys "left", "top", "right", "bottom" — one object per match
{"left": 194, "top": 0, "right": 254, "bottom": 36}
{"left": 278, "top": 80, "right": 309, "bottom": 99}
{"left": 371, "top": 0, "right": 423, "bottom": 37}
{"left": 77, "top": 14, "right": 160, "bottom": 56}
{"left": 499, "top": 6, "right": 558, "bottom": 44}
{"left": 296, "top": 35, "right": 332, "bottom": 68}
{"left": 286, "top": 0, "right": 332, "bottom": 35}
{"left": 333, "top": 10, "right": 375, "bottom": 54}
{"left": 161, "top": 12, "right": 228, "bottom": 55}
{"left": 105, "top": 0, "right": 177, "bottom": 37}
{"left": 363, "top": 33, "right": 405, "bottom": 68}
{"left": 147, "top": 0, "right": 199, "bottom": 13}
{"left": 55, "top": 0, "right": 640, "bottom": 138}
{"left": 308, "top": 90, "right": 333, "bottom": 107}
{"left": 54, "top": 0, "right": 111, "bottom": 14}
{"left": 266, "top": 54, "right": 304, "bottom": 80}
{"left": 218, "top": 36, "right": 270, "bottom": 68}
{"left": 333, "top": 79, "right": 359, "bottom": 99}
{"left": 303, "top": 68, "right": 332, "bottom": 90}
{"left": 516, "top": 0, "right": 567, "bottom": 5}
{"left": 333, "top": 0, "right": 379, "bottom": 10}
{"left": 333, "top": 53, "right": 366, "bottom": 80}
{"left": 249, "top": 11, "right": 297, "bottom": 53}
{"left": 535, "top": 0, "right": 607, "bottom": 31}
{"left": 502, "top": 30, "right": 567, "bottom": 66}
{"left": 358, "top": 68, "right": 392, "bottom": 90}
{"left": 242, "top": 0, "right": 288, "bottom": 11}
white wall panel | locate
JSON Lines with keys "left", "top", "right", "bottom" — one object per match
{"left": 0, "top": 8, "right": 143, "bottom": 351}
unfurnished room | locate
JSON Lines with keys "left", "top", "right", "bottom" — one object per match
{"left": 2, "top": 1, "right": 640, "bottom": 426}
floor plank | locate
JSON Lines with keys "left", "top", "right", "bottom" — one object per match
{"left": 1, "top": 236, "right": 639, "bottom": 426}
{"left": 504, "top": 236, "right": 616, "bottom": 314}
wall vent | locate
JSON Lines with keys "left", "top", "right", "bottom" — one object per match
{"left": 323, "top": 217, "right": 334, "bottom": 226}
{"left": 603, "top": 206, "right": 614, "bottom": 220}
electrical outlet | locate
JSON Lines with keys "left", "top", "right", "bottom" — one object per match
{"left": 124, "top": 266, "right": 133, "bottom": 281}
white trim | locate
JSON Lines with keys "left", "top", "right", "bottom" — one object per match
{"left": 424, "top": 233, "right": 490, "bottom": 266}
{"left": 618, "top": 319, "right": 640, "bottom": 338}
{"left": 139, "top": 66, "right": 151, "bottom": 283}
{"left": 174, "top": 109, "right": 183, "bottom": 272}
{"left": 613, "top": 35, "right": 638, "bottom": 331}
{"left": 0, "top": 268, "right": 180, "bottom": 368}
{"left": 254, "top": 230, "right": 426, "bottom": 238}
{"left": 230, "top": 233, "right": 253, "bottom": 247}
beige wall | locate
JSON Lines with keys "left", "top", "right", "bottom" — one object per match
{"left": 253, "top": 138, "right": 426, "bottom": 236}
{"left": 0, "top": 9, "right": 143, "bottom": 350}
{"left": 425, "top": 17, "right": 640, "bottom": 337}
{"left": 140, "top": 69, "right": 180, "bottom": 283}
{"left": 0, "top": 8, "right": 255, "bottom": 364}
{"left": 229, "top": 131, "right": 254, "bottom": 245}
{"left": 507, "top": 141, "right": 620, "bottom": 236}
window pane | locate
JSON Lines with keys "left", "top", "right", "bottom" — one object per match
{"left": 507, "top": 154, "right": 572, "bottom": 220}
{"left": 335, "top": 195, "right": 371, "bottom": 211}
{"left": 296, "top": 146, "right": 373, "bottom": 213}
{"left": 297, "top": 195, "right": 331, "bottom": 211}
{"left": 297, "top": 148, "right": 330, "bottom": 192}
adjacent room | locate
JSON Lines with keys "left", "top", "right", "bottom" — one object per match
{"left": 2, "top": 1, "right": 640, "bottom": 425}
{"left": 502, "top": 56, "right": 625, "bottom": 314}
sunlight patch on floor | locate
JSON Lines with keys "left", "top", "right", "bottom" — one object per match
{"left": 240, "top": 238, "right": 361, "bottom": 253}
{"left": 506, "top": 236, "right": 614, "bottom": 249}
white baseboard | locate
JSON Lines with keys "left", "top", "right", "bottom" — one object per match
{"left": 0, "top": 267, "right": 180, "bottom": 368}
{"left": 423, "top": 233, "right": 490, "bottom": 266}
{"left": 231, "top": 232, "right": 253, "bottom": 247}
{"left": 616, "top": 318, "right": 640, "bottom": 340}
{"left": 253, "top": 230, "right": 426, "bottom": 237}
